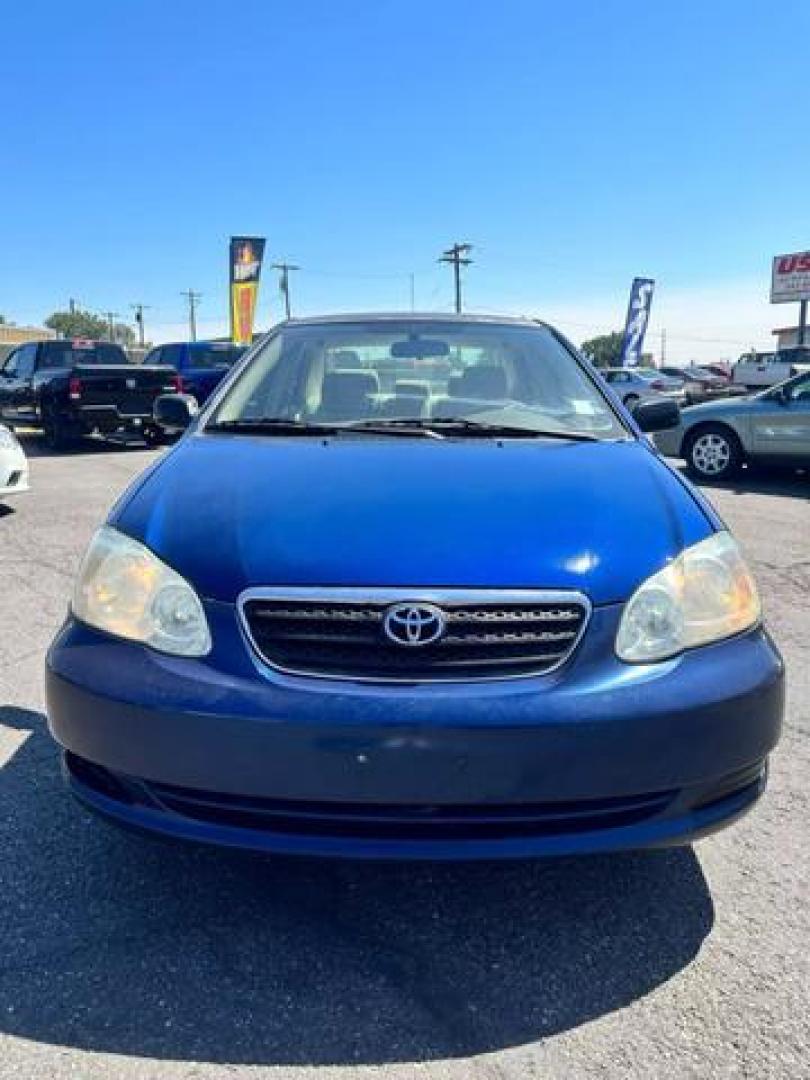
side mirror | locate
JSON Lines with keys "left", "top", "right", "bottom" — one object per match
{"left": 153, "top": 393, "right": 199, "bottom": 432}
{"left": 632, "top": 398, "right": 681, "bottom": 432}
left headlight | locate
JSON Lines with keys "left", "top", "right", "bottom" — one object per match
{"left": 616, "top": 531, "right": 760, "bottom": 663}
{"left": 72, "top": 525, "right": 211, "bottom": 657}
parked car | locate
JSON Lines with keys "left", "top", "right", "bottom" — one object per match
{"left": 0, "top": 339, "right": 181, "bottom": 449}
{"left": 0, "top": 423, "right": 29, "bottom": 501}
{"left": 732, "top": 346, "right": 810, "bottom": 390}
{"left": 144, "top": 340, "right": 247, "bottom": 406}
{"left": 701, "top": 364, "right": 732, "bottom": 381}
{"left": 660, "top": 365, "right": 730, "bottom": 405}
{"left": 600, "top": 366, "right": 686, "bottom": 408}
{"left": 47, "top": 313, "right": 783, "bottom": 860}
{"left": 654, "top": 370, "right": 810, "bottom": 480}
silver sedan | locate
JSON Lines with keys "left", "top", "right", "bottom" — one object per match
{"left": 600, "top": 367, "right": 686, "bottom": 409}
{"left": 653, "top": 371, "right": 810, "bottom": 480}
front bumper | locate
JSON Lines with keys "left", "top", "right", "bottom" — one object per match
{"left": 0, "top": 438, "right": 29, "bottom": 497}
{"left": 46, "top": 605, "right": 784, "bottom": 859}
{"left": 71, "top": 406, "right": 158, "bottom": 435}
{"left": 0, "top": 465, "right": 28, "bottom": 498}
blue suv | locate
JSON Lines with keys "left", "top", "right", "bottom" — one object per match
{"left": 144, "top": 340, "right": 247, "bottom": 405}
{"left": 46, "top": 315, "right": 784, "bottom": 859}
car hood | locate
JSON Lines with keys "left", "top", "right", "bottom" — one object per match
{"left": 113, "top": 434, "right": 714, "bottom": 605}
{"left": 682, "top": 395, "right": 757, "bottom": 417}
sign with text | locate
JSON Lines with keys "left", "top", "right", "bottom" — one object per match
{"left": 771, "top": 251, "right": 810, "bottom": 304}
{"left": 229, "top": 236, "right": 266, "bottom": 344}
{"left": 619, "top": 277, "right": 655, "bottom": 367}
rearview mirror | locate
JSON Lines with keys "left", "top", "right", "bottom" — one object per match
{"left": 632, "top": 398, "right": 680, "bottom": 432}
{"left": 390, "top": 338, "right": 450, "bottom": 359}
{"left": 154, "top": 393, "right": 199, "bottom": 432}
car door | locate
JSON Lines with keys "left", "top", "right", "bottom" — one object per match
{"left": 0, "top": 345, "right": 37, "bottom": 423}
{"left": 751, "top": 374, "right": 810, "bottom": 461}
{"left": 14, "top": 347, "right": 40, "bottom": 427}
{"left": 0, "top": 348, "right": 20, "bottom": 419}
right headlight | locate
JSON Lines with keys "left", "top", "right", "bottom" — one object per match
{"left": 72, "top": 525, "right": 211, "bottom": 657}
{"left": 615, "top": 531, "right": 760, "bottom": 663}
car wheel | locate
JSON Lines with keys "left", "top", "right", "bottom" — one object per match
{"left": 623, "top": 393, "right": 640, "bottom": 410}
{"left": 685, "top": 425, "right": 743, "bottom": 481}
{"left": 42, "top": 416, "right": 75, "bottom": 451}
{"left": 142, "top": 426, "right": 168, "bottom": 448}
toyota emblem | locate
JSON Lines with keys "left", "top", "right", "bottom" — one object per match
{"left": 383, "top": 603, "right": 446, "bottom": 647}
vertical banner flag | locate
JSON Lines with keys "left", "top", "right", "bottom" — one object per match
{"left": 230, "top": 236, "right": 266, "bottom": 345}
{"left": 619, "top": 277, "right": 655, "bottom": 367}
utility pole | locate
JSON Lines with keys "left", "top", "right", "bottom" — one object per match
{"left": 799, "top": 300, "right": 807, "bottom": 346}
{"left": 69, "top": 297, "right": 78, "bottom": 314}
{"left": 660, "top": 327, "right": 667, "bottom": 367}
{"left": 271, "top": 263, "right": 299, "bottom": 320}
{"left": 103, "top": 311, "right": 119, "bottom": 342}
{"left": 130, "top": 303, "right": 150, "bottom": 347}
{"left": 181, "top": 290, "right": 202, "bottom": 342}
{"left": 409, "top": 273, "right": 416, "bottom": 312}
{"left": 439, "top": 243, "right": 473, "bottom": 313}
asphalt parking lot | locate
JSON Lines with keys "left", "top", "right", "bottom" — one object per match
{"left": 0, "top": 438, "right": 807, "bottom": 1080}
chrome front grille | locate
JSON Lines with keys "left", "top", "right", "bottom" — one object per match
{"left": 239, "top": 588, "right": 590, "bottom": 682}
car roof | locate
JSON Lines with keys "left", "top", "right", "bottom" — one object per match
{"left": 154, "top": 339, "right": 244, "bottom": 348}
{"left": 282, "top": 311, "right": 548, "bottom": 329}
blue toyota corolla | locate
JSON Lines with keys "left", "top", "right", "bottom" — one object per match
{"left": 46, "top": 314, "right": 784, "bottom": 859}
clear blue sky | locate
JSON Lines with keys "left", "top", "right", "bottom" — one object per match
{"left": 2, "top": 0, "right": 808, "bottom": 358}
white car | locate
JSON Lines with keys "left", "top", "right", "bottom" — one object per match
{"left": 732, "top": 347, "right": 810, "bottom": 389}
{"left": 0, "top": 425, "right": 29, "bottom": 500}
{"left": 600, "top": 367, "right": 687, "bottom": 409}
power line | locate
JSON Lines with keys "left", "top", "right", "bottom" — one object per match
{"left": 439, "top": 242, "right": 473, "bottom": 313}
{"left": 130, "top": 302, "right": 150, "bottom": 347}
{"left": 180, "top": 289, "right": 202, "bottom": 342}
{"left": 271, "top": 263, "right": 300, "bottom": 320}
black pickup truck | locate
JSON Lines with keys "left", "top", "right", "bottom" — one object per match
{"left": 0, "top": 339, "right": 180, "bottom": 449}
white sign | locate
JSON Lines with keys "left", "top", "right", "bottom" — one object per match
{"left": 771, "top": 251, "right": 810, "bottom": 303}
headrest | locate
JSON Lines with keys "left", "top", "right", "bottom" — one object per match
{"left": 320, "top": 370, "right": 379, "bottom": 408}
{"left": 457, "top": 365, "right": 507, "bottom": 399}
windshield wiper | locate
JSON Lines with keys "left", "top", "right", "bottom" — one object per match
{"left": 344, "top": 417, "right": 601, "bottom": 441}
{"left": 208, "top": 416, "right": 602, "bottom": 442}
{"left": 207, "top": 418, "right": 341, "bottom": 435}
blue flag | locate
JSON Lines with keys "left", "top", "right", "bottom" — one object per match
{"left": 619, "top": 278, "right": 655, "bottom": 367}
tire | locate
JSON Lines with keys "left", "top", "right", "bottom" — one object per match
{"left": 42, "top": 415, "right": 76, "bottom": 452}
{"left": 142, "top": 426, "right": 168, "bottom": 448}
{"left": 684, "top": 424, "right": 743, "bottom": 481}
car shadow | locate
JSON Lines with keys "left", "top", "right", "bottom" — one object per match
{"left": 16, "top": 431, "right": 161, "bottom": 460}
{"left": 675, "top": 462, "right": 809, "bottom": 500}
{"left": 0, "top": 706, "right": 714, "bottom": 1067}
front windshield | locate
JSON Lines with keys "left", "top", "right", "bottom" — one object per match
{"left": 190, "top": 344, "right": 246, "bottom": 369}
{"left": 207, "top": 319, "right": 626, "bottom": 439}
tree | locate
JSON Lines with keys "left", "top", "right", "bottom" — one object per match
{"left": 45, "top": 309, "right": 109, "bottom": 340}
{"left": 580, "top": 331, "right": 624, "bottom": 368}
